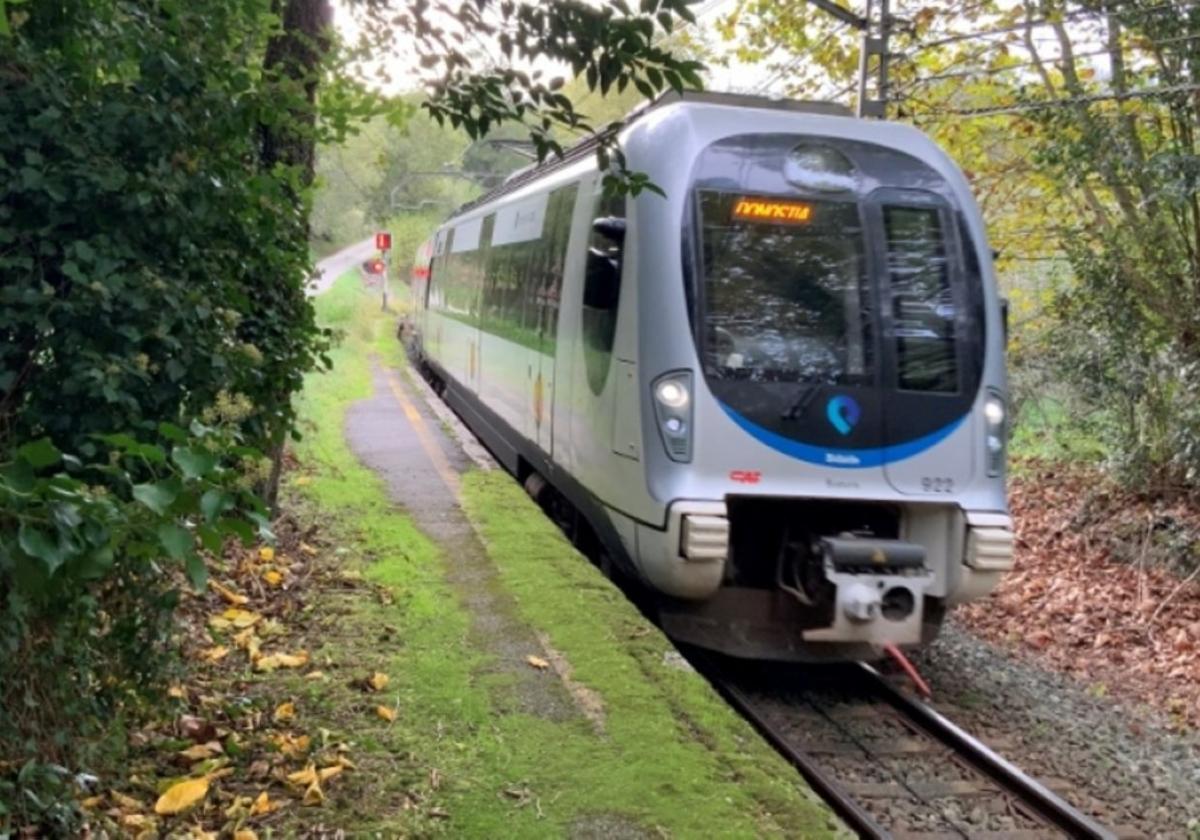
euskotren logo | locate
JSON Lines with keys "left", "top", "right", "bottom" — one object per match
{"left": 826, "top": 395, "right": 861, "bottom": 436}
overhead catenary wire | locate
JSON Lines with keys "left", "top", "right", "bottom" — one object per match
{"left": 905, "top": 82, "right": 1200, "bottom": 120}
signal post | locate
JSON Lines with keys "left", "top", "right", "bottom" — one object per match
{"left": 376, "top": 230, "right": 392, "bottom": 311}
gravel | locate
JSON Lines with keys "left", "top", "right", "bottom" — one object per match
{"left": 906, "top": 617, "right": 1200, "bottom": 838}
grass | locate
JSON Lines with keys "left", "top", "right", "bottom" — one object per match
{"left": 281, "top": 272, "right": 843, "bottom": 836}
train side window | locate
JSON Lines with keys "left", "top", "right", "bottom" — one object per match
{"left": 582, "top": 192, "right": 625, "bottom": 395}
{"left": 883, "top": 206, "right": 959, "bottom": 393}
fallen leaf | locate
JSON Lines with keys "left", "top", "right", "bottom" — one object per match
{"left": 122, "top": 813, "right": 155, "bottom": 830}
{"left": 178, "top": 743, "right": 220, "bottom": 762}
{"left": 287, "top": 764, "right": 319, "bottom": 788}
{"left": 336, "top": 755, "right": 356, "bottom": 770}
{"left": 235, "top": 830, "right": 258, "bottom": 840}
{"left": 250, "top": 790, "right": 282, "bottom": 816}
{"left": 224, "top": 607, "right": 261, "bottom": 628}
{"left": 294, "top": 475, "right": 313, "bottom": 487}
{"left": 305, "top": 671, "right": 326, "bottom": 681}
{"left": 299, "top": 542, "right": 318, "bottom": 556}
{"left": 375, "top": 705, "right": 396, "bottom": 722}
{"left": 273, "top": 701, "right": 296, "bottom": 723}
{"left": 179, "top": 714, "right": 217, "bottom": 743}
{"left": 154, "top": 777, "right": 209, "bottom": 815}
{"left": 303, "top": 780, "right": 324, "bottom": 806}
{"left": 367, "top": 672, "right": 389, "bottom": 692}
{"left": 111, "top": 790, "right": 143, "bottom": 811}
{"left": 258, "top": 618, "right": 286, "bottom": 638}
{"left": 255, "top": 651, "right": 309, "bottom": 672}
{"left": 199, "top": 645, "right": 230, "bottom": 663}
{"left": 168, "top": 684, "right": 187, "bottom": 700}
{"left": 274, "top": 732, "right": 311, "bottom": 758}
{"left": 80, "top": 794, "right": 104, "bottom": 810}
{"left": 318, "top": 765, "right": 344, "bottom": 782}
{"left": 525, "top": 655, "right": 550, "bottom": 670}
{"left": 259, "top": 546, "right": 275, "bottom": 562}
{"left": 211, "top": 580, "right": 249, "bottom": 606}
{"left": 263, "top": 569, "right": 284, "bottom": 587}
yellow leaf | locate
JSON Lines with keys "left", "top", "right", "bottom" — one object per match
{"left": 80, "top": 794, "right": 105, "bottom": 810}
{"left": 178, "top": 743, "right": 218, "bottom": 762}
{"left": 318, "top": 764, "right": 343, "bottom": 782}
{"left": 259, "top": 546, "right": 275, "bottom": 562}
{"left": 222, "top": 608, "right": 261, "bottom": 628}
{"left": 111, "top": 790, "right": 144, "bottom": 811}
{"left": 525, "top": 655, "right": 550, "bottom": 670}
{"left": 335, "top": 755, "right": 356, "bottom": 770}
{"left": 168, "top": 684, "right": 186, "bottom": 700}
{"left": 294, "top": 475, "right": 313, "bottom": 487}
{"left": 273, "top": 732, "right": 311, "bottom": 758}
{"left": 273, "top": 701, "right": 296, "bottom": 722}
{"left": 154, "top": 776, "right": 209, "bottom": 815}
{"left": 299, "top": 542, "right": 318, "bottom": 556}
{"left": 235, "top": 831, "right": 259, "bottom": 840}
{"left": 250, "top": 790, "right": 282, "bottom": 816}
{"left": 367, "top": 672, "right": 389, "bottom": 692}
{"left": 263, "top": 569, "right": 284, "bottom": 587}
{"left": 199, "top": 645, "right": 229, "bottom": 663}
{"left": 287, "top": 764, "right": 318, "bottom": 788}
{"left": 255, "top": 650, "right": 308, "bottom": 672}
{"left": 122, "top": 813, "right": 155, "bottom": 830}
{"left": 304, "top": 670, "right": 326, "bottom": 680}
{"left": 375, "top": 705, "right": 396, "bottom": 722}
{"left": 211, "top": 580, "right": 249, "bottom": 606}
{"left": 302, "top": 780, "right": 324, "bottom": 806}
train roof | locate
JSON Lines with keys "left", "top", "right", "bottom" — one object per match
{"left": 449, "top": 91, "right": 854, "bottom": 218}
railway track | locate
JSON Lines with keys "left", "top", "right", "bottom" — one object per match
{"left": 695, "top": 655, "right": 1125, "bottom": 839}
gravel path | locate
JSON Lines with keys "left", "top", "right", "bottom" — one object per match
{"left": 907, "top": 618, "right": 1200, "bottom": 838}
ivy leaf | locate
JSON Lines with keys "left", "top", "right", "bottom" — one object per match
{"left": 156, "top": 522, "right": 193, "bottom": 561}
{"left": 172, "top": 446, "right": 216, "bottom": 480}
{"left": 185, "top": 554, "right": 208, "bottom": 591}
{"left": 132, "top": 480, "right": 178, "bottom": 515}
{"left": 158, "top": 422, "right": 188, "bottom": 443}
{"left": 200, "top": 489, "right": 231, "bottom": 522}
{"left": 18, "top": 523, "right": 64, "bottom": 575}
{"left": 17, "top": 438, "right": 61, "bottom": 469}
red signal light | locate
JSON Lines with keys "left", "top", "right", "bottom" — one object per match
{"left": 375, "top": 231, "right": 392, "bottom": 250}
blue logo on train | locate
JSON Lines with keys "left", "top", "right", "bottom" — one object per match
{"left": 826, "top": 395, "right": 861, "bottom": 436}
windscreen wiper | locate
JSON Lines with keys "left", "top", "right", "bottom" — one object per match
{"left": 781, "top": 380, "right": 828, "bottom": 420}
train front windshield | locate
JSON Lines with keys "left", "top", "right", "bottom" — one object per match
{"left": 687, "top": 134, "right": 985, "bottom": 462}
{"left": 697, "top": 192, "right": 874, "bottom": 387}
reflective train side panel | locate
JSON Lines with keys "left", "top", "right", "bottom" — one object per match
{"left": 411, "top": 94, "right": 1013, "bottom": 661}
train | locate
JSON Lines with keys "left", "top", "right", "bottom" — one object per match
{"left": 406, "top": 91, "right": 1014, "bottom": 661}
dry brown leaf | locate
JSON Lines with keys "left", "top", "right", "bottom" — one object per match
{"left": 525, "top": 655, "right": 550, "bottom": 670}
{"left": 154, "top": 776, "right": 209, "bottom": 815}
{"left": 375, "top": 705, "right": 396, "bottom": 722}
{"left": 273, "top": 701, "right": 296, "bottom": 723}
{"left": 367, "top": 672, "right": 389, "bottom": 692}
{"left": 211, "top": 580, "right": 249, "bottom": 606}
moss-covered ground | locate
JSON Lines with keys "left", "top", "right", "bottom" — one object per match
{"left": 278, "top": 273, "right": 843, "bottom": 836}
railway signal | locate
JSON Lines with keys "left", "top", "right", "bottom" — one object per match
{"left": 376, "top": 230, "right": 391, "bottom": 311}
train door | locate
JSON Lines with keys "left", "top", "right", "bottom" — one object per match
{"left": 866, "top": 190, "right": 981, "bottom": 494}
{"left": 531, "top": 185, "right": 579, "bottom": 455}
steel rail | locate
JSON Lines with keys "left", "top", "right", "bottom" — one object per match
{"left": 855, "top": 663, "right": 1118, "bottom": 840}
{"left": 697, "top": 653, "right": 1121, "bottom": 839}
{"left": 713, "top": 674, "right": 891, "bottom": 839}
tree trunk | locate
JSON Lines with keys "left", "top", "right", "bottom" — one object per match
{"left": 259, "top": 0, "right": 331, "bottom": 512}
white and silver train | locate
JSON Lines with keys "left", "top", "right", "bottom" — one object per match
{"left": 408, "top": 92, "right": 1015, "bottom": 660}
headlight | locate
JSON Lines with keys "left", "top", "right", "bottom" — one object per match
{"left": 984, "top": 392, "right": 1007, "bottom": 477}
{"left": 655, "top": 379, "right": 689, "bottom": 409}
{"left": 653, "top": 371, "right": 693, "bottom": 463}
